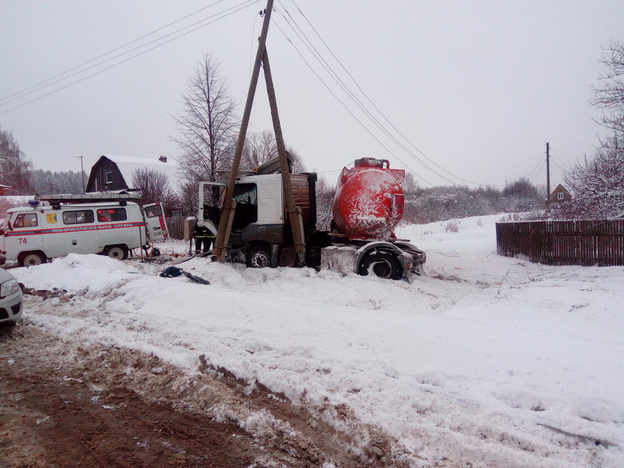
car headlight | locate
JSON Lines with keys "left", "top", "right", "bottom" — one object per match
{"left": 0, "top": 279, "right": 20, "bottom": 298}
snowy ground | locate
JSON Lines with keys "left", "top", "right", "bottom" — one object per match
{"left": 10, "top": 214, "right": 624, "bottom": 467}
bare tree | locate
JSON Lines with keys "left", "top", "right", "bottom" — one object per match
{"left": 286, "top": 146, "right": 306, "bottom": 173}
{"left": 590, "top": 41, "right": 624, "bottom": 134}
{"left": 242, "top": 130, "right": 306, "bottom": 174}
{"left": 242, "top": 130, "right": 277, "bottom": 170}
{"left": 555, "top": 42, "right": 624, "bottom": 220}
{"left": 0, "top": 126, "right": 32, "bottom": 194}
{"left": 132, "top": 168, "right": 179, "bottom": 216}
{"left": 173, "top": 54, "right": 239, "bottom": 188}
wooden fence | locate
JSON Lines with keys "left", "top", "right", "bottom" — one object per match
{"left": 165, "top": 216, "right": 186, "bottom": 240}
{"left": 496, "top": 220, "right": 624, "bottom": 266}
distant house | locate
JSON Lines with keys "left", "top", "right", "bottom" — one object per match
{"left": 0, "top": 184, "right": 10, "bottom": 196}
{"left": 86, "top": 155, "right": 180, "bottom": 193}
{"left": 549, "top": 184, "right": 572, "bottom": 204}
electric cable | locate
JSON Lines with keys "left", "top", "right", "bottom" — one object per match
{"left": 0, "top": 0, "right": 231, "bottom": 105}
{"left": 526, "top": 160, "right": 545, "bottom": 184}
{"left": 249, "top": 7, "right": 261, "bottom": 79}
{"left": 524, "top": 156, "right": 544, "bottom": 180}
{"left": 273, "top": 12, "right": 450, "bottom": 187}
{"left": 270, "top": 20, "right": 436, "bottom": 187}
{"left": 0, "top": 0, "right": 258, "bottom": 114}
{"left": 281, "top": 0, "right": 497, "bottom": 188}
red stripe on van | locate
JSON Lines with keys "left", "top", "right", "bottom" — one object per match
{"left": 4, "top": 221, "right": 145, "bottom": 237}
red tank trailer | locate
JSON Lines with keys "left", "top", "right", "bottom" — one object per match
{"left": 332, "top": 158, "right": 405, "bottom": 240}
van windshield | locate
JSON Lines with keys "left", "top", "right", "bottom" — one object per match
{"left": 13, "top": 213, "right": 38, "bottom": 228}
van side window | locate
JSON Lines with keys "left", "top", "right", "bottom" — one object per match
{"left": 63, "top": 210, "right": 94, "bottom": 225}
{"left": 13, "top": 213, "right": 38, "bottom": 228}
{"left": 145, "top": 205, "right": 162, "bottom": 218}
{"left": 97, "top": 208, "right": 127, "bottom": 222}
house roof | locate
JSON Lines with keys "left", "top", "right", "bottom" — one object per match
{"left": 551, "top": 184, "right": 571, "bottom": 195}
{"left": 97, "top": 155, "right": 181, "bottom": 191}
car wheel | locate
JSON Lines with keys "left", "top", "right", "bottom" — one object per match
{"left": 105, "top": 246, "right": 128, "bottom": 261}
{"left": 19, "top": 252, "right": 46, "bottom": 267}
{"left": 246, "top": 244, "right": 272, "bottom": 268}
{"left": 358, "top": 251, "right": 402, "bottom": 280}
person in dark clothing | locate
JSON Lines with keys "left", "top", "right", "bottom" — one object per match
{"left": 194, "top": 223, "right": 215, "bottom": 254}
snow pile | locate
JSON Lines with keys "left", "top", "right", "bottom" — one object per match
{"left": 12, "top": 214, "right": 624, "bottom": 466}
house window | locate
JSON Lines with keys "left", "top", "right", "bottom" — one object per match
{"left": 97, "top": 208, "right": 127, "bottom": 222}
{"left": 63, "top": 210, "right": 94, "bottom": 225}
{"left": 557, "top": 192, "right": 564, "bottom": 200}
{"left": 105, "top": 171, "right": 114, "bottom": 184}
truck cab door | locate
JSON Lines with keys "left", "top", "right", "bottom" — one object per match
{"left": 143, "top": 203, "right": 169, "bottom": 242}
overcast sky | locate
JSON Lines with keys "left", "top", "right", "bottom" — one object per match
{"left": 1, "top": 0, "right": 623, "bottom": 190}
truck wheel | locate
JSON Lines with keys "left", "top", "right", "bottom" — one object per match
{"left": 19, "top": 252, "right": 46, "bottom": 267}
{"left": 105, "top": 246, "right": 128, "bottom": 261}
{"left": 246, "top": 244, "right": 271, "bottom": 268}
{"left": 358, "top": 251, "right": 402, "bottom": 280}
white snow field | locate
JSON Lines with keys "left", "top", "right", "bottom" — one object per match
{"left": 12, "top": 214, "right": 624, "bottom": 467}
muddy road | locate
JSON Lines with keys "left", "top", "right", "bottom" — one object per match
{"left": 0, "top": 297, "right": 406, "bottom": 468}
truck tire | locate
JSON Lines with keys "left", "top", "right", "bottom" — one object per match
{"left": 19, "top": 252, "right": 47, "bottom": 267}
{"left": 358, "top": 250, "right": 402, "bottom": 280}
{"left": 246, "top": 243, "right": 272, "bottom": 268}
{"left": 105, "top": 245, "right": 128, "bottom": 261}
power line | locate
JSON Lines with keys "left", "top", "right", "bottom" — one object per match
{"left": 278, "top": 0, "right": 501, "bottom": 188}
{"left": 524, "top": 157, "right": 544, "bottom": 180}
{"left": 275, "top": 9, "right": 460, "bottom": 186}
{"left": 0, "top": 0, "right": 258, "bottom": 114}
{"left": 270, "top": 19, "right": 436, "bottom": 187}
{"left": 0, "top": 0, "right": 232, "bottom": 106}
{"left": 526, "top": 160, "right": 545, "bottom": 184}
{"left": 275, "top": 3, "right": 453, "bottom": 185}
{"left": 549, "top": 149, "right": 569, "bottom": 170}
{"left": 273, "top": 11, "right": 447, "bottom": 186}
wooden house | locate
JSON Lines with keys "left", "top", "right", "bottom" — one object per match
{"left": 86, "top": 155, "right": 179, "bottom": 193}
{"left": 549, "top": 184, "right": 572, "bottom": 204}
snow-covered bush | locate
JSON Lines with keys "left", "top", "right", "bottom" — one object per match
{"left": 554, "top": 136, "right": 624, "bottom": 219}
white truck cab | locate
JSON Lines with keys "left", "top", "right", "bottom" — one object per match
{"left": 0, "top": 195, "right": 167, "bottom": 267}
{"left": 198, "top": 171, "right": 316, "bottom": 267}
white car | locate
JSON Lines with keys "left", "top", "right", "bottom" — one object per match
{"left": 0, "top": 267, "right": 23, "bottom": 326}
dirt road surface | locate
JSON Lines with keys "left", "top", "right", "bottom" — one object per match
{"left": 0, "top": 296, "right": 408, "bottom": 468}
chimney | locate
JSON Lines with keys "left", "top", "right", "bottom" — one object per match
{"left": 159, "top": 155, "right": 167, "bottom": 163}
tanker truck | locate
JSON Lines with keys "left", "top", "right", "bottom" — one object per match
{"left": 196, "top": 157, "right": 425, "bottom": 280}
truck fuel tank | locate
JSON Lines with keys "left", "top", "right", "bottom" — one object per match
{"left": 332, "top": 158, "right": 405, "bottom": 240}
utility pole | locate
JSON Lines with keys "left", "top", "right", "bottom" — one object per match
{"left": 212, "top": 0, "right": 274, "bottom": 262}
{"left": 546, "top": 142, "right": 550, "bottom": 210}
{"left": 212, "top": 0, "right": 306, "bottom": 265}
{"left": 262, "top": 49, "right": 306, "bottom": 264}
{"left": 79, "top": 156, "right": 85, "bottom": 194}
{"left": 72, "top": 155, "right": 86, "bottom": 193}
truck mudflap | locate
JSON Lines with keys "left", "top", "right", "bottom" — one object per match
{"left": 394, "top": 241, "right": 426, "bottom": 277}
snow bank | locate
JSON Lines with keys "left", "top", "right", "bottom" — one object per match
{"left": 12, "top": 214, "right": 624, "bottom": 466}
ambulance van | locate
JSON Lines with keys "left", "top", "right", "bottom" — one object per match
{"left": 0, "top": 195, "right": 168, "bottom": 267}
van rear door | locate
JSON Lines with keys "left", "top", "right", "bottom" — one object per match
{"left": 143, "top": 203, "right": 169, "bottom": 242}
